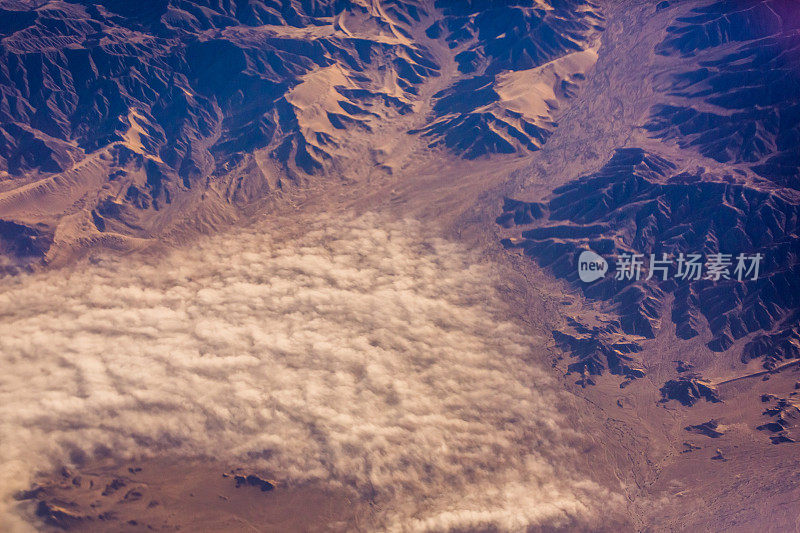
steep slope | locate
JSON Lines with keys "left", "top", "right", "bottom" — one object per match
{"left": 0, "top": 0, "right": 605, "bottom": 274}
{"left": 4, "top": 0, "right": 799, "bottom": 531}
{"left": 646, "top": 0, "right": 800, "bottom": 188}
{"left": 499, "top": 148, "right": 800, "bottom": 377}
{"left": 491, "top": 2, "right": 800, "bottom": 528}
{"left": 0, "top": 0, "right": 441, "bottom": 270}
{"left": 412, "top": 0, "right": 604, "bottom": 158}
{"left": 0, "top": 0, "right": 437, "bottom": 179}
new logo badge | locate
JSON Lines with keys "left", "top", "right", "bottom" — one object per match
{"left": 577, "top": 250, "right": 608, "bottom": 283}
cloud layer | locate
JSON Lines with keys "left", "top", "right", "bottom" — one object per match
{"left": 0, "top": 213, "right": 618, "bottom": 531}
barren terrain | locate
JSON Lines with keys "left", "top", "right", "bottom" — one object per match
{"left": 1, "top": 0, "right": 798, "bottom": 532}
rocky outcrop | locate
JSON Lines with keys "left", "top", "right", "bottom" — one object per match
{"left": 685, "top": 419, "right": 724, "bottom": 438}
{"left": 0, "top": 219, "right": 53, "bottom": 267}
{"left": 233, "top": 473, "right": 275, "bottom": 492}
{"left": 660, "top": 376, "right": 722, "bottom": 407}
{"left": 35, "top": 500, "right": 88, "bottom": 529}
{"left": 552, "top": 326, "right": 645, "bottom": 381}
{"left": 757, "top": 394, "right": 799, "bottom": 444}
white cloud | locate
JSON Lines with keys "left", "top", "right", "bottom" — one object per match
{"left": 0, "top": 213, "right": 620, "bottom": 531}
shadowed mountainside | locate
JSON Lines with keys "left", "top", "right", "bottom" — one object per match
{"left": 0, "top": 0, "right": 602, "bottom": 272}
{"left": 646, "top": 0, "right": 800, "bottom": 189}
{"left": 412, "top": 0, "right": 603, "bottom": 158}
{"left": 0, "top": 0, "right": 437, "bottom": 179}
{"left": 3, "top": 1, "right": 800, "bottom": 531}
{"left": 498, "top": 0, "right": 800, "bottom": 385}
{"left": 500, "top": 148, "right": 800, "bottom": 378}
